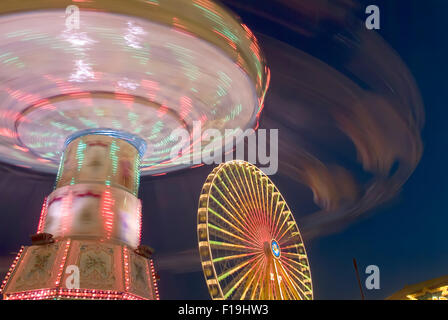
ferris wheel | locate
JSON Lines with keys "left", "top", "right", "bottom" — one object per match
{"left": 197, "top": 161, "right": 313, "bottom": 300}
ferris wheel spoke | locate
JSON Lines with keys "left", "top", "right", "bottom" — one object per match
{"left": 272, "top": 258, "right": 285, "bottom": 300}
{"left": 283, "top": 267, "right": 313, "bottom": 299}
{"left": 237, "top": 168, "right": 263, "bottom": 228}
{"left": 238, "top": 165, "right": 260, "bottom": 221}
{"left": 211, "top": 186, "right": 260, "bottom": 243}
{"left": 216, "top": 255, "right": 259, "bottom": 283}
{"left": 240, "top": 255, "right": 265, "bottom": 300}
{"left": 250, "top": 168, "right": 266, "bottom": 233}
{"left": 268, "top": 185, "right": 276, "bottom": 234}
{"left": 209, "top": 240, "right": 256, "bottom": 251}
{"left": 217, "top": 172, "right": 261, "bottom": 235}
{"left": 267, "top": 183, "right": 277, "bottom": 236}
{"left": 220, "top": 171, "right": 260, "bottom": 234}
{"left": 283, "top": 238, "right": 305, "bottom": 250}
{"left": 264, "top": 181, "right": 273, "bottom": 231}
{"left": 220, "top": 254, "right": 264, "bottom": 299}
{"left": 240, "top": 165, "right": 261, "bottom": 218}
{"left": 217, "top": 174, "right": 252, "bottom": 221}
{"left": 283, "top": 282, "right": 298, "bottom": 300}
{"left": 272, "top": 209, "right": 291, "bottom": 241}
{"left": 258, "top": 176, "right": 271, "bottom": 236}
{"left": 207, "top": 223, "right": 260, "bottom": 248}
{"left": 282, "top": 251, "right": 308, "bottom": 262}
{"left": 287, "top": 271, "right": 312, "bottom": 297}
{"left": 281, "top": 243, "right": 304, "bottom": 250}
{"left": 277, "top": 221, "right": 298, "bottom": 242}
{"left": 258, "top": 270, "right": 266, "bottom": 299}
{"left": 259, "top": 177, "right": 266, "bottom": 229}
{"left": 228, "top": 167, "right": 260, "bottom": 228}
{"left": 251, "top": 258, "right": 268, "bottom": 300}
{"left": 276, "top": 258, "right": 303, "bottom": 300}
{"left": 266, "top": 186, "right": 279, "bottom": 239}
{"left": 263, "top": 180, "right": 272, "bottom": 231}
{"left": 219, "top": 172, "right": 249, "bottom": 214}
{"left": 258, "top": 258, "right": 274, "bottom": 300}
{"left": 255, "top": 175, "right": 268, "bottom": 234}
{"left": 280, "top": 257, "right": 313, "bottom": 292}
{"left": 208, "top": 206, "right": 257, "bottom": 244}
{"left": 212, "top": 251, "right": 260, "bottom": 264}
{"left": 242, "top": 165, "right": 259, "bottom": 210}
{"left": 281, "top": 255, "right": 311, "bottom": 275}
{"left": 275, "top": 259, "right": 304, "bottom": 300}
{"left": 271, "top": 200, "right": 286, "bottom": 239}
{"left": 276, "top": 260, "right": 310, "bottom": 299}
{"left": 246, "top": 166, "right": 264, "bottom": 222}
{"left": 208, "top": 194, "right": 257, "bottom": 242}
{"left": 269, "top": 192, "right": 282, "bottom": 237}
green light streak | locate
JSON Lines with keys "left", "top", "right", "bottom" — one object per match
{"left": 76, "top": 140, "right": 87, "bottom": 172}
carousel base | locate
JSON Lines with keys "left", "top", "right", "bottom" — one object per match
{"left": 1, "top": 238, "right": 159, "bottom": 300}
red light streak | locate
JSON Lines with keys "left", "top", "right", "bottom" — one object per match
{"left": 101, "top": 189, "right": 115, "bottom": 240}
{"left": 37, "top": 197, "right": 48, "bottom": 233}
{"left": 13, "top": 145, "right": 29, "bottom": 152}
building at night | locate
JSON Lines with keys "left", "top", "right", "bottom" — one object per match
{"left": 388, "top": 275, "right": 448, "bottom": 300}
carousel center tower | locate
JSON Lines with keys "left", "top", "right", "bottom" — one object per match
{"left": 1, "top": 130, "right": 159, "bottom": 300}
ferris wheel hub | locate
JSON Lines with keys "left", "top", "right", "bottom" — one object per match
{"left": 270, "top": 239, "right": 281, "bottom": 259}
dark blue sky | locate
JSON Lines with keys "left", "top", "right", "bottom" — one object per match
{"left": 300, "top": 0, "right": 448, "bottom": 299}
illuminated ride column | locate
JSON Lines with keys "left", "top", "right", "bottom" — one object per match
{"left": 1, "top": 129, "right": 159, "bottom": 300}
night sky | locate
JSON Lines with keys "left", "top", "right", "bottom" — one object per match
{"left": 1, "top": 0, "right": 447, "bottom": 300}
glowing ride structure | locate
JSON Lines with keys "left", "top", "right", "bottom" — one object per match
{"left": 2, "top": 130, "right": 160, "bottom": 300}
{"left": 0, "top": 0, "right": 269, "bottom": 175}
{"left": 197, "top": 161, "right": 313, "bottom": 300}
{"left": 0, "top": 0, "right": 269, "bottom": 300}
